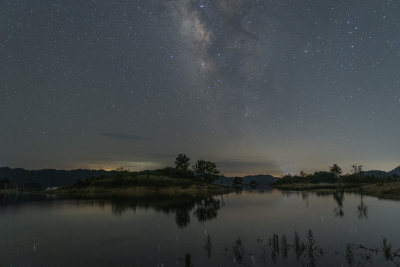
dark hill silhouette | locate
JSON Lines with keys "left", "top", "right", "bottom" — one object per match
{"left": 362, "top": 165, "right": 400, "bottom": 178}
{"left": 362, "top": 170, "right": 390, "bottom": 178}
{"left": 0, "top": 167, "right": 110, "bottom": 187}
{"left": 390, "top": 165, "right": 400, "bottom": 176}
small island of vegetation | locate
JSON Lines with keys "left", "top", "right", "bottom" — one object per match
{"left": 56, "top": 154, "right": 232, "bottom": 197}
{"left": 273, "top": 164, "right": 400, "bottom": 200}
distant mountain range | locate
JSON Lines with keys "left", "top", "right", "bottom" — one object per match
{"left": 0, "top": 167, "right": 110, "bottom": 187}
{"left": 362, "top": 165, "right": 400, "bottom": 178}
{"left": 391, "top": 166, "right": 400, "bottom": 176}
{"left": 1, "top": 164, "right": 398, "bottom": 188}
{"left": 0, "top": 167, "right": 278, "bottom": 188}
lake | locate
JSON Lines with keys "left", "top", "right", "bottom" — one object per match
{"left": 1, "top": 189, "right": 399, "bottom": 266}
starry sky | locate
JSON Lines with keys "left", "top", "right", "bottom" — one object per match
{"left": 1, "top": 0, "right": 400, "bottom": 176}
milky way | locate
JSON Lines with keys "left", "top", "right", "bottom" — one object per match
{"left": 1, "top": 0, "right": 399, "bottom": 175}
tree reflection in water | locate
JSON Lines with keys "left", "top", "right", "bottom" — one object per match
{"left": 175, "top": 202, "right": 192, "bottom": 228}
{"left": 79, "top": 195, "right": 222, "bottom": 228}
{"left": 204, "top": 234, "right": 213, "bottom": 259}
{"left": 184, "top": 254, "right": 194, "bottom": 267}
{"left": 0, "top": 193, "right": 223, "bottom": 228}
{"left": 333, "top": 189, "right": 345, "bottom": 217}
{"left": 232, "top": 238, "right": 246, "bottom": 264}
{"left": 283, "top": 191, "right": 369, "bottom": 220}
{"left": 357, "top": 195, "right": 368, "bottom": 219}
{"left": 193, "top": 197, "right": 221, "bottom": 222}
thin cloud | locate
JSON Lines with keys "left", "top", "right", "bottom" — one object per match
{"left": 103, "top": 133, "right": 152, "bottom": 141}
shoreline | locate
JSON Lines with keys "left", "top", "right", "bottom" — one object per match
{"left": 55, "top": 184, "right": 233, "bottom": 198}
{"left": 273, "top": 181, "right": 400, "bottom": 200}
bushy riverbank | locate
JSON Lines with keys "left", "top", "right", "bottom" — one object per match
{"left": 56, "top": 169, "right": 232, "bottom": 197}
{"left": 273, "top": 175, "right": 400, "bottom": 200}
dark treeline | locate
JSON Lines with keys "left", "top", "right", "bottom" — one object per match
{"left": 275, "top": 163, "right": 400, "bottom": 186}
{"left": 72, "top": 154, "right": 221, "bottom": 188}
{"left": 0, "top": 154, "right": 222, "bottom": 190}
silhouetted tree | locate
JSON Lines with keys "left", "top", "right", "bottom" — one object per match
{"left": 329, "top": 164, "right": 342, "bottom": 178}
{"left": 351, "top": 164, "right": 363, "bottom": 175}
{"left": 299, "top": 171, "right": 307, "bottom": 177}
{"left": 175, "top": 154, "right": 190, "bottom": 172}
{"left": 193, "top": 160, "right": 220, "bottom": 183}
{"left": 329, "top": 164, "right": 343, "bottom": 185}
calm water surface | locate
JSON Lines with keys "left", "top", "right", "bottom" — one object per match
{"left": 1, "top": 189, "right": 400, "bottom": 266}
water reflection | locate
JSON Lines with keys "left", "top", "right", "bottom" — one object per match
{"left": 1, "top": 193, "right": 6, "bottom": 205}
{"left": 301, "top": 191, "right": 310, "bottom": 206}
{"left": 1, "top": 190, "right": 398, "bottom": 266}
{"left": 184, "top": 254, "right": 194, "bottom": 267}
{"left": 333, "top": 189, "right": 345, "bottom": 217}
{"left": 0, "top": 193, "right": 59, "bottom": 210}
{"left": 76, "top": 195, "right": 222, "bottom": 227}
{"left": 204, "top": 234, "right": 213, "bottom": 259}
{"left": 193, "top": 197, "right": 221, "bottom": 222}
{"left": 281, "top": 191, "right": 370, "bottom": 220}
{"left": 232, "top": 238, "right": 246, "bottom": 264}
{"left": 357, "top": 195, "right": 368, "bottom": 219}
{"left": 0, "top": 190, "right": 372, "bottom": 225}
{"left": 0, "top": 190, "right": 400, "bottom": 267}
{"left": 0, "top": 193, "right": 222, "bottom": 228}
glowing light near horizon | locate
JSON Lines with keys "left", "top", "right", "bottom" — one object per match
{"left": 84, "top": 161, "right": 164, "bottom": 171}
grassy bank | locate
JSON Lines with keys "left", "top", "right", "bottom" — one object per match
{"left": 273, "top": 181, "right": 365, "bottom": 191}
{"left": 56, "top": 170, "right": 232, "bottom": 197}
{"left": 0, "top": 189, "right": 19, "bottom": 194}
{"left": 351, "top": 181, "right": 400, "bottom": 200}
{"left": 273, "top": 179, "right": 400, "bottom": 200}
{"left": 272, "top": 169, "right": 400, "bottom": 199}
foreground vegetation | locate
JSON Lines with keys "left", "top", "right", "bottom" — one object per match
{"left": 273, "top": 164, "right": 400, "bottom": 200}
{"left": 57, "top": 175, "right": 230, "bottom": 197}
{"left": 186, "top": 230, "right": 400, "bottom": 266}
{"left": 57, "top": 154, "right": 231, "bottom": 197}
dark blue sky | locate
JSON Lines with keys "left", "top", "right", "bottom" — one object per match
{"left": 1, "top": 0, "right": 399, "bottom": 175}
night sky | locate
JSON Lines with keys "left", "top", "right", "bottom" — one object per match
{"left": 1, "top": 0, "right": 399, "bottom": 176}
